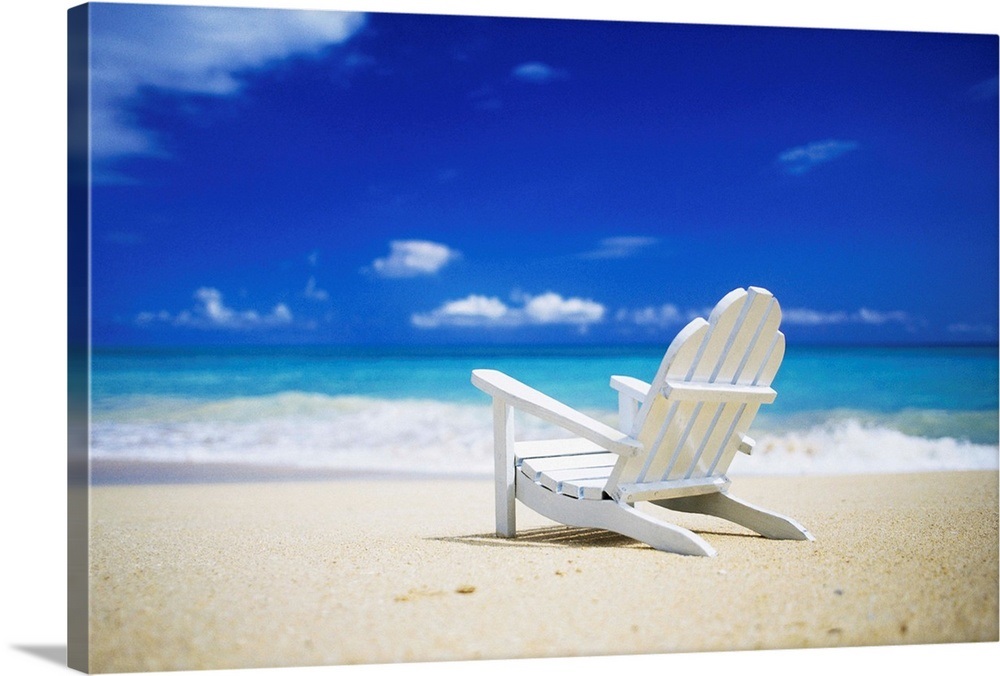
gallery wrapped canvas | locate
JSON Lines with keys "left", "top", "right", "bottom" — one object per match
{"left": 67, "top": 2, "right": 998, "bottom": 674}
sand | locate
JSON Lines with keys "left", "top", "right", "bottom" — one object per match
{"left": 85, "top": 471, "right": 998, "bottom": 673}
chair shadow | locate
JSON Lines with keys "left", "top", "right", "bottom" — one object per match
{"left": 428, "top": 526, "right": 763, "bottom": 549}
{"left": 12, "top": 644, "right": 66, "bottom": 666}
{"left": 433, "top": 525, "right": 638, "bottom": 549}
{"left": 433, "top": 524, "right": 762, "bottom": 550}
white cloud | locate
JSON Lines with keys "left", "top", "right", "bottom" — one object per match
{"left": 511, "top": 62, "right": 568, "bottom": 83}
{"left": 948, "top": 322, "right": 996, "bottom": 335}
{"left": 413, "top": 291, "right": 605, "bottom": 329}
{"left": 781, "top": 308, "right": 850, "bottom": 326}
{"left": 578, "top": 236, "right": 659, "bottom": 260}
{"left": 783, "top": 307, "right": 911, "bottom": 326}
{"left": 856, "top": 308, "right": 910, "bottom": 325}
{"left": 303, "top": 276, "right": 329, "bottom": 301}
{"left": 612, "top": 303, "right": 913, "bottom": 331}
{"left": 412, "top": 295, "right": 509, "bottom": 328}
{"left": 136, "top": 287, "right": 294, "bottom": 330}
{"left": 615, "top": 304, "right": 683, "bottom": 327}
{"left": 271, "top": 303, "right": 293, "bottom": 323}
{"left": 370, "top": 240, "right": 461, "bottom": 278}
{"left": 91, "top": 4, "right": 365, "bottom": 172}
{"left": 524, "top": 292, "right": 605, "bottom": 324}
{"left": 777, "top": 139, "right": 859, "bottom": 175}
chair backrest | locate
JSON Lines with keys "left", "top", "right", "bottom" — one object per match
{"left": 604, "top": 287, "right": 784, "bottom": 501}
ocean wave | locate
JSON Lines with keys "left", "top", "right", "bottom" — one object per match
{"left": 732, "top": 420, "right": 998, "bottom": 475}
{"left": 90, "top": 393, "right": 998, "bottom": 475}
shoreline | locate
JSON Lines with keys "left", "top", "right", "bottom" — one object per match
{"left": 87, "top": 458, "right": 492, "bottom": 485}
{"left": 86, "top": 470, "right": 998, "bottom": 673}
{"left": 88, "top": 456, "right": 1000, "bottom": 485}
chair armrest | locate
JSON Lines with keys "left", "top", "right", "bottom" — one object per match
{"left": 609, "top": 375, "right": 651, "bottom": 433}
{"left": 609, "top": 375, "right": 651, "bottom": 401}
{"left": 663, "top": 380, "right": 776, "bottom": 404}
{"left": 471, "top": 369, "right": 642, "bottom": 457}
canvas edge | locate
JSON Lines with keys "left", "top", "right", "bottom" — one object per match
{"left": 67, "top": 3, "right": 91, "bottom": 673}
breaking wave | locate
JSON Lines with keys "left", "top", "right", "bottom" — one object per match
{"left": 90, "top": 393, "right": 998, "bottom": 477}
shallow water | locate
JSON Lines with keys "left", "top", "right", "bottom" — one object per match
{"left": 90, "top": 345, "right": 999, "bottom": 476}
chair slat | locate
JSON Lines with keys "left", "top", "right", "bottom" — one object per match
{"left": 662, "top": 381, "right": 775, "bottom": 403}
{"left": 516, "top": 453, "right": 615, "bottom": 501}
{"left": 614, "top": 476, "right": 729, "bottom": 502}
{"left": 713, "top": 288, "right": 775, "bottom": 383}
{"left": 707, "top": 332, "right": 785, "bottom": 474}
{"left": 537, "top": 465, "right": 615, "bottom": 494}
{"left": 663, "top": 288, "right": 779, "bottom": 482}
{"left": 635, "top": 399, "right": 689, "bottom": 482}
{"left": 514, "top": 437, "right": 605, "bottom": 459}
{"left": 648, "top": 291, "right": 751, "bottom": 483}
{"left": 607, "top": 320, "right": 709, "bottom": 487}
{"left": 604, "top": 287, "right": 785, "bottom": 495}
{"left": 682, "top": 401, "right": 744, "bottom": 478}
{"left": 702, "top": 402, "right": 748, "bottom": 475}
{"left": 520, "top": 453, "right": 617, "bottom": 480}
{"left": 559, "top": 477, "right": 609, "bottom": 500}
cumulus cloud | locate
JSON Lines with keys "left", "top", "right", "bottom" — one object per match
{"left": 411, "top": 295, "right": 509, "bottom": 328}
{"left": 90, "top": 4, "right": 365, "bottom": 174}
{"left": 303, "top": 276, "right": 329, "bottom": 301}
{"left": 782, "top": 307, "right": 911, "bottom": 326}
{"left": 511, "top": 62, "right": 568, "bottom": 83}
{"left": 777, "top": 139, "right": 859, "bottom": 175}
{"left": 615, "top": 304, "right": 683, "bottom": 327}
{"left": 370, "top": 240, "right": 461, "bottom": 278}
{"left": 524, "top": 292, "right": 605, "bottom": 324}
{"left": 578, "top": 236, "right": 659, "bottom": 260}
{"left": 136, "top": 287, "right": 293, "bottom": 330}
{"left": 948, "top": 322, "right": 996, "bottom": 335}
{"left": 855, "top": 308, "right": 910, "bottom": 325}
{"left": 781, "top": 308, "right": 850, "bottom": 326}
{"left": 612, "top": 303, "right": 913, "bottom": 332}
{"left": 413, "top": 291, "right": 605, "bottom": 329}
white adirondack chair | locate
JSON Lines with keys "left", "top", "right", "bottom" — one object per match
{"left": 471, "top": 286, "right": 813, "bottom": 556}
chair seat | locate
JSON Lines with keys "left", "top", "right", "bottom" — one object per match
{"left": 515, "top": 438, "right": 616, "bottom": 500}
{"left": 514, "top": 440, "right": 731, "bottom": 502}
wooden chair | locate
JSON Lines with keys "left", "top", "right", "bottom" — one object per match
{"left": 471, "top": 287, "right": 813, "bottom": 556}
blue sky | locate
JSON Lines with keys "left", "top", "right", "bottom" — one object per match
{"left": 87, "top": 3, "right": 998, "bottom": 346}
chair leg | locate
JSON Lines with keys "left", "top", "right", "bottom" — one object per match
{"left": 606, "top": 503, "right": 718, "bottom": 556}
{"left": 493, "top": 399, "right": 516, "bottom": 537}
{"left": 515, "top": 477, "right": 717, "bottom": 556}
{"left": 654, "top": 491, "right": 814, "bottom": 541}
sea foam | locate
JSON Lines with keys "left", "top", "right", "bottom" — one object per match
{"left": 90, "top": 392, "right": 998, "bottom": 477}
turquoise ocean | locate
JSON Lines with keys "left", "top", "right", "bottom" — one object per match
{"left": 90, "top": 345, "right": 999, "bottom": 480}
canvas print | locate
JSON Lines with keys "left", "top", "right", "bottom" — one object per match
{"left": 68, "top": 2, "right": 998, "bottom": 673}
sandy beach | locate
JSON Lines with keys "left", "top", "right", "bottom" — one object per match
{"left": 85, "top": 470, "right": 998, "bottom": 673}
